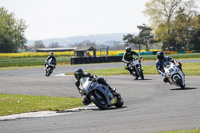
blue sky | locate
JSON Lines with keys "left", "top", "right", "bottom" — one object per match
{"left": 1, "top": 0, "right": 150, "bottom": 41}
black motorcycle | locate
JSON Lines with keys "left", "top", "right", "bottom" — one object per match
{"left": 124, "top": 58, "right": 144, "bottom": 80}
{"left": 45, "top": 58, "right": 55, "bottom": 76}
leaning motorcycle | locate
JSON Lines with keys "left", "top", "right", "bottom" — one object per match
{"left": 44, "top": 58, "right": 55, "bottom": 76}
{"left": 125, "top": 58, "right": 144, "bottom": 80}
{"left": 163, "top": 61, "right": 185, "bottom": 89}
{"left": 78, "top": 76, "right": 123, "bottom": 110}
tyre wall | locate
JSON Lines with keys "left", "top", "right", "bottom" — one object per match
{"left": 71, "top": 56, "right": 123, "bottom": 65}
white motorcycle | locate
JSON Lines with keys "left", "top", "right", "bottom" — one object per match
{"left": 163, "top": 61, "right": 185, "bottom": 89}
{"left": 78, "top": 76, "right": 124, "bottom": 110}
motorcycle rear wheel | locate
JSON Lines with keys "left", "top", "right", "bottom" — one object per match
{"left": 139, "top": 69, "right": 144, "bottom": 80}
{"left": 90, "top": 92, "right": 108, "bottom": 110}
{"left": 46, "top": 67, "right": 51, "bottom": 76}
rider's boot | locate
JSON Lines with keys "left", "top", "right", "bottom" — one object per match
{"left": 163, "top": 77, "right": 169, "bottom": 83}
{"left": 109, "top": 87, "right": 120, "bottom": 97}
{"left": 109, "top": 86, "right": 116, "bottom": 92}
{"left": 82, "top": 97, "right": 91, "bottom": 105}
{"left": 108, "top": 86, "right": 119, "bottom": 96}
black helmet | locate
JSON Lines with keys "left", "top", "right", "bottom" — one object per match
{"left": 125, "top": 47, "right": 131, "bottom": 54}
{"left": 157, "top": 51, "right": 164, "bottom": 60}
{"left": 74, "top": 68, "right": 84, "bottom": 80}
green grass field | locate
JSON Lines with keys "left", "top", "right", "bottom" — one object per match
{"left": 66, "top": 62, "right": 200, "bottom": 76}
{"left": 141, "top": 53, "right": 200, "bottom": 61}
{"left": 0, "top": 94, "right": 82, "bottom": 116}
{"left": 0, "top": 53, "right": 200, "bottom": 67}
{"left": 0, "top": 56, "right": 72, "bottom": 67}
{"left": 155, "top": 129, "right": 200, "bottom": 133}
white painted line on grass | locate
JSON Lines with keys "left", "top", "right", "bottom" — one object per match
{"left": 0, "top": 104, "right": 96, "bottom": 121}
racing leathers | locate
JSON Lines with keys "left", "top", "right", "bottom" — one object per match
{"left": 45, "top": 55, "right": 56, "bottom": 67}
{"left": 122, "top": 51, "right": 142, "bottom": 73}
{"left": 156, "top": 56, "right": 183, "bottom": 82}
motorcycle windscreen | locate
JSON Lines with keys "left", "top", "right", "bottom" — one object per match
{"left": 164, "top": 61, "right": 171, "bottom": 68}
{"left": 80, "top": 77, "right": 92, "bottom": 90}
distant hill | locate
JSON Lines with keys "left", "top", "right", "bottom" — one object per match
{"left": 27, "top": 33, "right": 137, "bottom": 47}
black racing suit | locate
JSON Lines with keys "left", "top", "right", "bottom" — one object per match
{"left": 45, "top": 55, "right": 56, "bottom": 67}
{"left": 122, "top": 51, "right": 142, "bottom": 72}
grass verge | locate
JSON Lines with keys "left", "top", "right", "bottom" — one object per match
{"left": 0, "top": 53, "right": 200, "bottom": 68}
{"left": 0, "top": 94, "right": 82, "bottom": 116}
{"left": 0, "top": 56, "right": 72, "bottom": 67}
{"left": 155, "top": 128, "right": 200, "bottom": 133}
{"left": 66, "top": 62, "right": 200, "bottom": 76}
{"left": 141, "top": 53, "right": 200, "bottom": 61}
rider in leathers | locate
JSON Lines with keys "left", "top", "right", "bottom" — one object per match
{"left": 74, "top": 68, "right": 116, "bottom": 105}
{"left": 156, "top": 51, "right": 183, "bottom": 83}
{"left": 45, "top": 52, "right": 56, "bottom": 66}
{"left": 122, "top": 47, "right": 143, "bottom": 74}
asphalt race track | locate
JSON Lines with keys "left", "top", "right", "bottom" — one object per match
{"left": 0, "top": 60, "right": 200, "bottom": 133}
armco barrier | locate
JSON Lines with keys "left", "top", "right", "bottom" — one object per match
{"left": 185, "top": 51, "right": 192, "bottom": 53}
{"left": 178, "top": 51, "right": 186, "bottom": 54}
{"left": 71, "top": 56, "right": 123, "bottom": 65}
{"left": 139, "top": 51, "right": 153, "bottom": 55}
{"left": 164, "top": 51, "right": 178, "bottom": 54}
{"left": 118, "top": 51, "right": 193, "bottom": 56}
{"left": 153, "top": 51, "right": 158, "bottom": 55}
{"left": 119, "top": 51, "right": 157, "bottom": 55}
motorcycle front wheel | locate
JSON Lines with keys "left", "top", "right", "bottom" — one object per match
{"left": 115, "top": 95, "right": 124, "bottom": 108}
{"left": 90, "top": 92, "right": 108, "bottom": 110}
{"left": 175, "top": 76, "right": 185, "bottom": 89}
{"left": 139, "top": 69, "right": 144, "bottom": 80}
{"left": 46, "top": 67, "right": 51, "bottom": 76}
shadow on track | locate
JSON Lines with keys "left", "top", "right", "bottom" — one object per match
{"left": 90, "top": 106, "right": 128, "bottom": 111}
{"left": 170, "top": 87, "right": 197, "bottom": 91}
{"left": 133, "top": 79, "right": 152, "bottom": 81}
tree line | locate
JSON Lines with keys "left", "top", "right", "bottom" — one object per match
{"left": 0, "top": 7, "right": 27, "bottom": 53}
{"left": 123, "top": 0, "right": 200, "bottom": 51}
